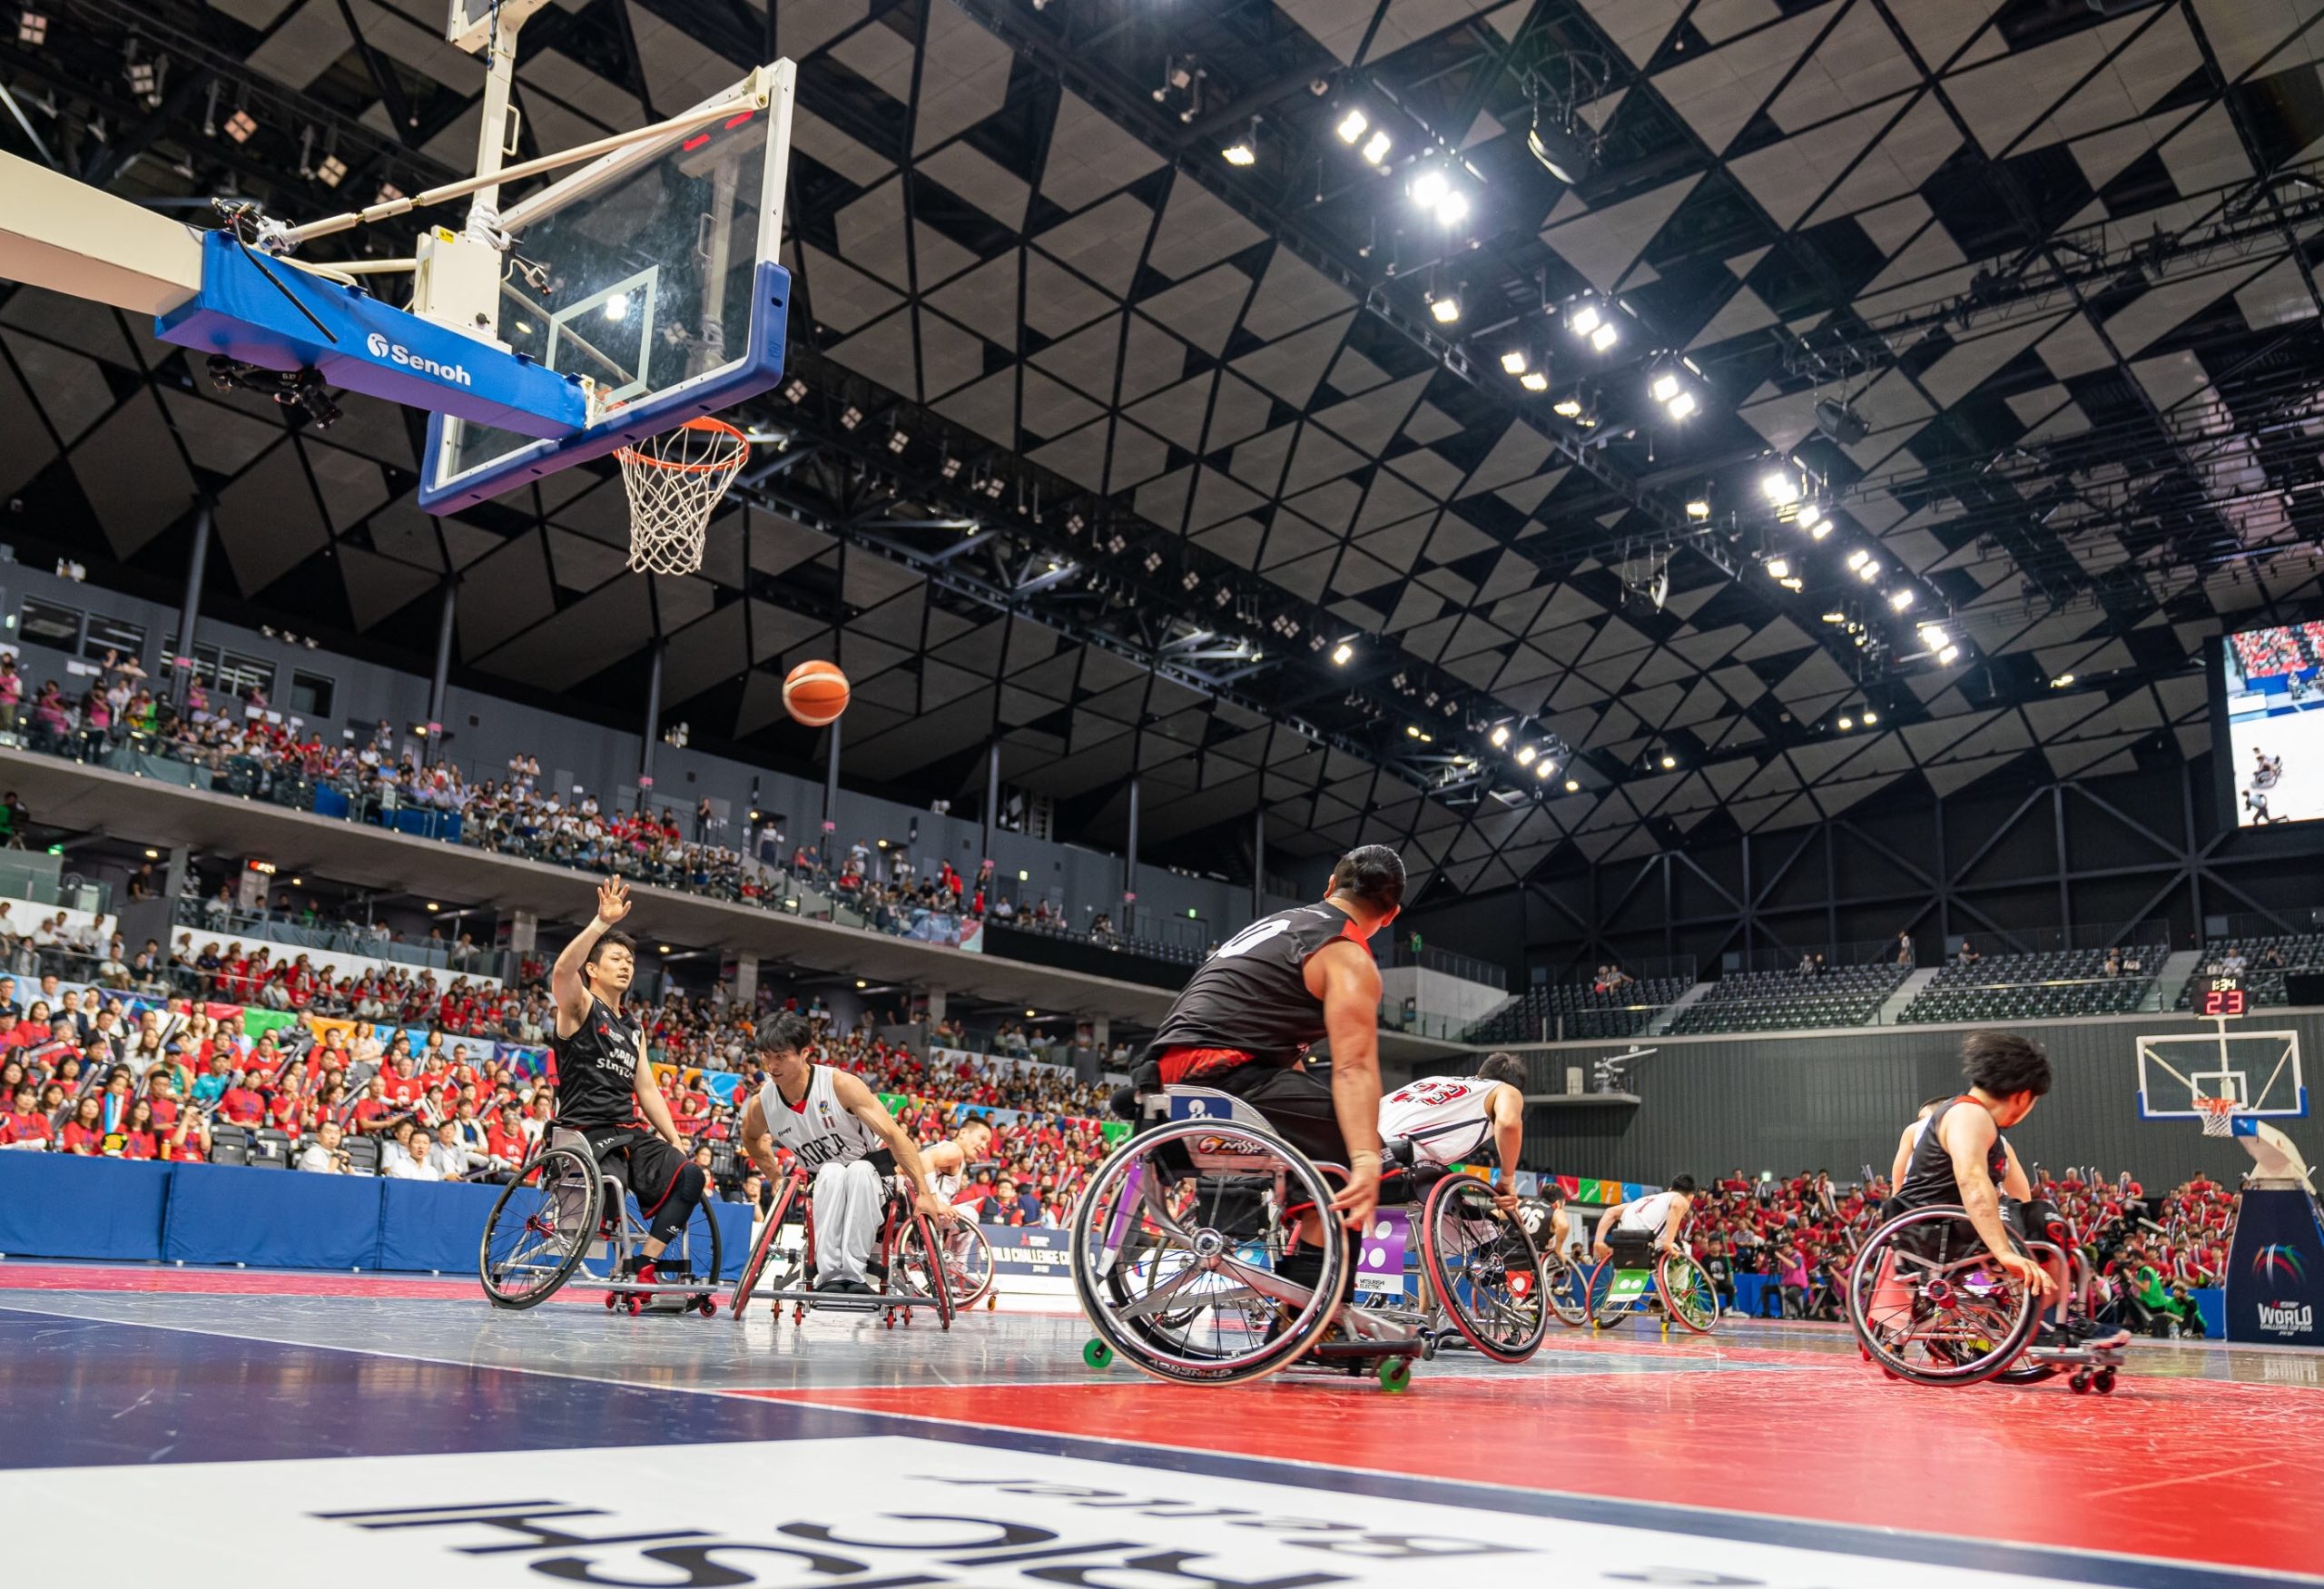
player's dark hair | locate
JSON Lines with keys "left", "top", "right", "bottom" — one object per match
{"left": 1478, "top": 1051, "right": 1526, "bottom": 1088}
{"left": 583, "top": 930, "right": 635, "bottom": 969}
{"left": 1669, "top": 1174, "right": 1698, "bottom": 1194}
{"left": 1542, "top": 1182, "right": 1566, "bottom": 1204}
{"left": 1963, "top": 1031, "right": 2052, "bottom": 1099}
{"left": 1327, "top": 844, "right": 1405, "bottom": 913}
{"left": 753, "top": 1011, "right": 813, "bottom": 1058}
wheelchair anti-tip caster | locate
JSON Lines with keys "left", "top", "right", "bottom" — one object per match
{"left": 2093, "top": 1367, "right": 2116, "bottom": 1395}
{"left": 694, "top": 1296, "right": 717, "bottom": 1318}
{"left": 1376, "top": 1357, "right": 1412, "bottom": 1392}
{"left": 2070, "top": 1369, "right": 2092, "bottom": 1393}
{"left": 1083, "top": 1337, "right": 1114, "bottom": 1370}
{"left": 625, "top": 1296, "right": 644, "bottom": 1318}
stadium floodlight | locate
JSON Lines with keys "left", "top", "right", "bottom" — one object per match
{"left": 1410, "top": 168, "right": 1449, "bottom": 210}
{"left": 1520, "top": 370, "right": 1550, "bottom": 391}
{"left": 1766, "top": 558, "right": 1791, "bottom": 580}
{"left": 1862, "top": 709, "right": 1878, "bottom": 725}
{"left": 1666, "top": 390, "right": 1698, "bottom": 419}
{"left": 1553, "top": 397, "right": 1583, "bottom": 418}
{"left": 1888, "top": 588, "right": 1915, "bottom": 611}
{"left": 1490, "top": 725, "right": 1510, "bottom": 747}
{"left": 1502, "top": 349, "right": 1529, "bottom": 375}
{"left": 1846, "top": 547, "right": 1870, "bottom": 570}
{"left": 1938, "top": 644, "right": 1960, "bottom": 665}
{"left": 1332, "top": 641, "right": 1354, "bottom": 666}
{"left": 1361, "top": 128, "right": 1392, "bottom": 165}
{"left": 1659, "top": 754, "right": 1677, "bottom": 770}
{"left": 1335, "top": 109, "right": 1368, "bottom": 143}
{"left": 1763, "top": 471, "right": 1799, "bottom": 506}
{"left": 1838, "top": 716, "right": 1855, "bottom": 731}
{"left": 1569, "top": 303, "right": 1602, "bottom": 338}
{"left": 1686, "top": 497, "right": 1710, "bottom": 520}
{"left": 1856, "top": 558, "right": 1880, "bottom": 582}
{"left": 1565, "top": 778, "right": 1581, "bottom": 793}
{"left": 1650, "top": 373, "right": 1680, "bottom": 404}
{"left": 1428, "top": 291, "right": 1460, "bottom": 324}
{"left": 1516, "top": 745, "right": 1538, "bottom": 765}
{"left": 1535, "top": 760, "right": 1554, "bottom": 779}
{"left": 1590, "top": 320, "right": 1618, "bottom": 351}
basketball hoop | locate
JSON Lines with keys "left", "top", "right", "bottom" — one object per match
{"left": 2194, "top": 1097, "right": 2241, "bottom": 1139}
{"left": 617, "top": 416, "right": 749, "bottom": 576}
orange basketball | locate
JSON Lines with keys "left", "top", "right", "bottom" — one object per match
{"left": 783, "top": 659, "right": 850, "bottom": 727}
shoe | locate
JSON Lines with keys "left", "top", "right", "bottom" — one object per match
{"left": 616, "top": 1258, "right": 659, "bottom": 1287}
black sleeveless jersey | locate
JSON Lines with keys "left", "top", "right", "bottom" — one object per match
{"left": 1896, "top": 1096, "right": 2010, "bottom": 1209}
{"left": 552, "top": 995, "right": 644, "bottom": 1129}
{"left": 1147, "top": 903, "right": 1364, "bottom": 1069}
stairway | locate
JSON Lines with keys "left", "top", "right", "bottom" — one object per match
{"left": 2153, "top": 949, "right": 2204, "bottom": 1012}
{"left": 1645, "top": 980, "right": 1714, "bottom": 1036}
{"left": 1876, "top": 967, "right": 1939, "bottom": 1026}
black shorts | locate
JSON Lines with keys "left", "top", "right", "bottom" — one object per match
{"left": 573, "top": 1124, "right": 691, "bottom": 1217}
{"left": 1205, "top": 1060, "right": 1349, "bottom": 1168}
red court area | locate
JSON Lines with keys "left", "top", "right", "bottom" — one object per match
{"left": 746, "top": 1346, "right": 2324, "bottom": 1583}
{"left": 0, "top": 1262, "right": 587, "bottom": 1301}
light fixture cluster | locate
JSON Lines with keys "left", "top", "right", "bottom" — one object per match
{"left": 17, "top": 10, "right": 46, "bottom": 46}
{"left": 1334, "top": 106, "right": 1393, "bottom": 167}
{"left": 1917, "top": 622, "right": 1961, "bottom": 666}
{"left": 1648, "top": 361, "right": 1699, "bottom": 420}
{"left": 1568, "top": 300, "right": 1620, "bottom": 353}
{"left": 1408, "top": 165, "right": 1471, "bottom": 229}
{"left": 1484, "top": 720, "right": 1562, "bottom": 785}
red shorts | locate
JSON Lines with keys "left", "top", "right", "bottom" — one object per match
{"left": 1157, "top": 1046, "right": 1254, "bottom": 1086}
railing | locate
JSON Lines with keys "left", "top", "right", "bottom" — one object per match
{"left": 169, "top": 899, "right": 492, "bottom": 973}
{"left": 1722, "top": 937, "right": 1911, "bottom": 975}
{"left": 2200, "top": 908, "right": 2324, "bottom": 943}
{"left": 1534, "top": 953, "right": 1696, "bottom": 986}
{"left": 1376, "top": 939, "right": 1508, "bottom": 991}
{"left": 1941, "top": 919, "right": 2175, "bottom": 957}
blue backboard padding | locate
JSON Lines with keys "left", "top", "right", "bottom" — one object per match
{"left": 154, "top": 232, "right": 589, "bottom": 439}
{"left": 418, "top": 260, "right": 792, "bottom": 514}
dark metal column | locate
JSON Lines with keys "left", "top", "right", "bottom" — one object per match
{"left": 171, "top": 502, "right": 212, "bottom": 707}
{"left": 982, "top": 741, "right": 1000, "bottom": 864}
{"left": 822, "top": 715, "right": 843, "bottom": 843}
{"left": 638, "top": 639, "right": 663, "bottom": 811}
{"left": 1123, "top": 775, "right": 1139, "bottom": 936}
{"left": 1251, "top": 802, "right": 1265, "bottom": 920}
{"left": 425, "top": 579, "right": 455, "bottom": 765}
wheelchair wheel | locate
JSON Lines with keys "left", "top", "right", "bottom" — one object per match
{"left": 1582, "top": 1258, "right": 1630, "bottom": 1328}
{"left": 1542, "top": 1256, "right": 1591, "bottom": 1328}
{"left": 1659, "top": 1252, "right": 1720, "bottom": 1334}
{"left": 727, "top": 1172, "right": 803, "bottom": 1318}
{"left": 894, "top": 1211, "right": 993, "bottom": 1312}
{"left": 666, "top": 1189, "right": 724, "bottom": 1288}
{"left": 1846, "top": 1205, "right": 2042, "bottom": 1387}
{"left": 479, "top": 1145, "right": 601, "bottom": 1309}
{"left": 1069, "top": 1117, "right": 1343, "bottom": 1387}
{"left": 1991, "top": 1240, "right": 2066, "bottom": 1386}
{"left": 888, "top": 1208, "right": 959, "bottom": 1328}
{"left": 1419, "top": 1173, "right": 1548, "bottom": 1363}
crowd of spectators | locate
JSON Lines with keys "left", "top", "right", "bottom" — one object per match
{"left": 2230, "top": 621, "right": 2324, "bottom": 683}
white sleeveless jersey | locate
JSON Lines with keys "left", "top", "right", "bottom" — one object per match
{"left": 755, "top": 1065, "right": 882, "bottom": 1170}
{"left": 1617, "top": 1190, "right": 1680, "bottom": 1235}
{"left": 1378, "top": 1074, "right": 1503, "bottom": 1165}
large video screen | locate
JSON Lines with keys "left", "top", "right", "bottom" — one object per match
{"left": 2219, "top": 621, "right": 2324, "bottom": 826}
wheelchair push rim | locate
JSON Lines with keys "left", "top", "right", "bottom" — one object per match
{"left": 1659, "top": 1251, "right": 1720, "bottom": 1333}
{"left": 1419, "top": 1173, "right": 1549, "bottom": 1363}
{"left": 1581, "top": 1258, "right": 1632, "bottom": 1328}
{"left": 1541, "top": 1256, "right": 1592, "bottom": 1328}
{"left": 1846, "top": 1204, "right": 2043, "bottom": 1387}
{"left": 1069, "top": 1117, "right": 1344, "bottom": 1387}
{"left": 478, "top": 1144, "right": 601, "bottom": 1309}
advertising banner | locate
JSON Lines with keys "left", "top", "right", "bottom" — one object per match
{"left": 2224, "top": 1187, "right": 2324, "bottom": 1345}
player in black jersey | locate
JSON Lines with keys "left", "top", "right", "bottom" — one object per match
{"left": 1135, "top": 844, "right": 1403, "bottom": 1244}
{"left": 550, "top": 878, "right": 705, "bottom": 1287}
{"left": 1891, "top": 1031, "right": 2055, "bottom": 1299}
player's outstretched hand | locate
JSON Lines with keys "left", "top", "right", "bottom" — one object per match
{"left": 1592, "top": 1239, "right": 1612, "bottom": 1262}
{"left": 916, "top": 1189, "right": 960, "bottom": 1225}
{"left": 1330, "top": 1158, "right": 1380, "bottom": 1232}
{"left": 596, "top": 877, "right": 632, "bottom": 924}
{"left": 1997, "top": 1251, "right": 2055, "bottom": 1296}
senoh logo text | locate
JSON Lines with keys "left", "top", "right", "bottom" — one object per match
{"left": 362, "top": 329, "right": 473, "bottom": 387}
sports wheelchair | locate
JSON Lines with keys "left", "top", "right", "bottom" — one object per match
{"left": 1845, "top": 1200, "right": 2123, "bottom": 1393}
{"left": 1069, "top": 1085, "right": 1548, "bottom": 1389}
{"left": 478, "top": 1131, "right": 724, "bottom": 1315}
{"left": 1580, "top": 1229, "right": 1721, "bottom": 1334}
{"left": 1513, "top": 1199, "right": 1594, "bottom": 1328}
{"left": 725, "top": 1160, "right": 960, "bottom": 1328}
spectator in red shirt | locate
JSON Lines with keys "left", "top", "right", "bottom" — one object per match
{"left": 483, "top": 1101, "right": 529, "bottom": 1170}
{"left": 59, "top": 1094, "right": 103, "bottom": 1154}
{"left": 217, "top": 1075, "right": 267, "bottom": 1128}
{"left": 381, "top": 1054, "right": 425, "bottom": 1107}
{"left": 0, "top": 1082, "right": 50, "bottom": 1148}
{"left": 350, "top": 1077, "right": 402, "bottom": 1135}
{"left": 116, "top": 1099, "right": 159, "bottom": 1160}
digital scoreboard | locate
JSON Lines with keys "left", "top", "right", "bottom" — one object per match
{"left": 2199, "top": 975, "right": 2248, "bottom": 1020}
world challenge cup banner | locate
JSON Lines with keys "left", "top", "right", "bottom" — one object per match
{"left": 2225, "top": 1187, "right": 2324, "bottom": 1345}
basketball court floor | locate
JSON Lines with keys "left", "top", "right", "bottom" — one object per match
{"left": 2, "top": 1261, "right": 2315, "bottom": 1589}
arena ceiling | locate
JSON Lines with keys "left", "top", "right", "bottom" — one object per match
{"left": 4, "top": 0, "right": 2324, "bottom": 897}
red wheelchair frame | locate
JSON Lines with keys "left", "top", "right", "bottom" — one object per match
{"left": 726, "top": 1163, "right": 957, "bottom": 1329}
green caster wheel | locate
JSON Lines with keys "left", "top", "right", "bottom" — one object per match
{"left": 1082, "top": 1337, "right": 1114, "bottom": 1370}
{"left": 1376, "top": 1356, "right": 1413, "bottom": 1393}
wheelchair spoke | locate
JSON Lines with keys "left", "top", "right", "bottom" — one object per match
{"left": 1116, "top": 1258, "right": 1226, "bottom": 1323}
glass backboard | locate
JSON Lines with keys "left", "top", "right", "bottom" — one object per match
{"left": 418, "top": 60, "right": 793, "bottom": 514}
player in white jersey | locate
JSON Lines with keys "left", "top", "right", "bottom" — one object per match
{"left": 921, "top": 1115, "right": 994, "bottom": 1207}
{"left": 735, "top": 1013, "right": 954, "bottom": 1293}
{"left": 1377, "top": 1051, "right": 1529, "bottom": 1209}
{"left": 1593, "top": 1175, "right": 1697, "bottom": 1267}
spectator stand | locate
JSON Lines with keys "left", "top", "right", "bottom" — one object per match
{"left": 2175, "top": 922, "right": 2324, "bottom": 1011}
{"left": 1901, "top": 927, "right": 2169, "bottom": 1024}
{"left": 1668, "top": 942, "right": 1908, "bottom": 1035}
{"left": 1464, "top": 958, "right": 1694, "bottom": 1043}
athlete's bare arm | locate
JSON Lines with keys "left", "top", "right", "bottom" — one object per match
{"left": 922, "top": 1139, "right": 967, "bottom": 1179}
{"left": 550, "top": 878, "right": 630, "bottom": 1038}
{"left": 1999, "top": 1137, "right": 2034, "bottom": 1201}
{"left": 737, "top": 1092, "right": 781, "bottom": 1179}
{"left": 1660, "top": 1193, "right": 1692, "bottom": 1251}
{"left": 1487, "top": 1081, "right": 1525, "bottom": 1209}
{"left": 1591, "top": 1202, "right": 1620, "bottom": 1260}
{"left": 1941, "top": 1106, "right": 2053, "bottom": 1295}
{"left": 1889, "top": 1121, "right": 1917, "bottom": 1190}
{"left": 832, "top": 1069, "right": 955, "bottom": 1224}
{"left": 628, "top": 1038, "right": 684, "bottom": 1151}
{"left": 1305, "top": 937, "right": 1385, "bottom": 1232}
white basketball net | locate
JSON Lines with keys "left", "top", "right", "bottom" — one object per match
{"left": 618, "top": 418, "right": 749, "bottom": 576}
{"left": 2195, "top": 1097, "right": 2241, "bottom": 1138}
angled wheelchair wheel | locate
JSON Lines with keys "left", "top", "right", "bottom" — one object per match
{"left": 1991, "top": 1240, "right": 2066, "bottom": 1386}
{"left": 479, "top": 1145, "right": 600, "bottom": 1309}
{"left": 894, "top": 1209, "right": 992, "bottom": 1313}
{"left": 1541, "top": 1256, "right": 1591, "bottom": 1328}
{"left": 888, "top": 1207, "right": 959, "bottom": 1329}
{"left": 1419, "top": 1174, "right": 1548, "bottom": 1363}
{"left": 1069, "top": 1117, "right": 1343, "bottom": 1387}
{"left": 1846, "top": 1205, "right": 2042, "bottom": 1387}
{"left": 1582, "top": 1258, "right": 1630, "bottom": 1328}
{"left": 1659, "top": 1251, "right": 1720, "bottom": 1334}
{"left": 727, "top": 1172, "right": 803, "bottom": 1318}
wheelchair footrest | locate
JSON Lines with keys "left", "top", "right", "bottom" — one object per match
{"left": 1305, "top": 1338, "right": 1423, "bottom": 1362}
{"left": 753, "top": 1285, "right": 887, "bottom": 1313}
{"left": 2022, "top": 1344, "right": 2126, "bottom": 1370}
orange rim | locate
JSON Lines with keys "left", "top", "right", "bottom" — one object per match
{"left": 615, "top": 414, "right": 750, "bottom": 474}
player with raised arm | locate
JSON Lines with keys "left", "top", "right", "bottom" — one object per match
{"left": 548, "top": 878, "right": 708, "bottom": 1288}
{"left": 735, "top": 1012, "right": 955, "bottom": 1295}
